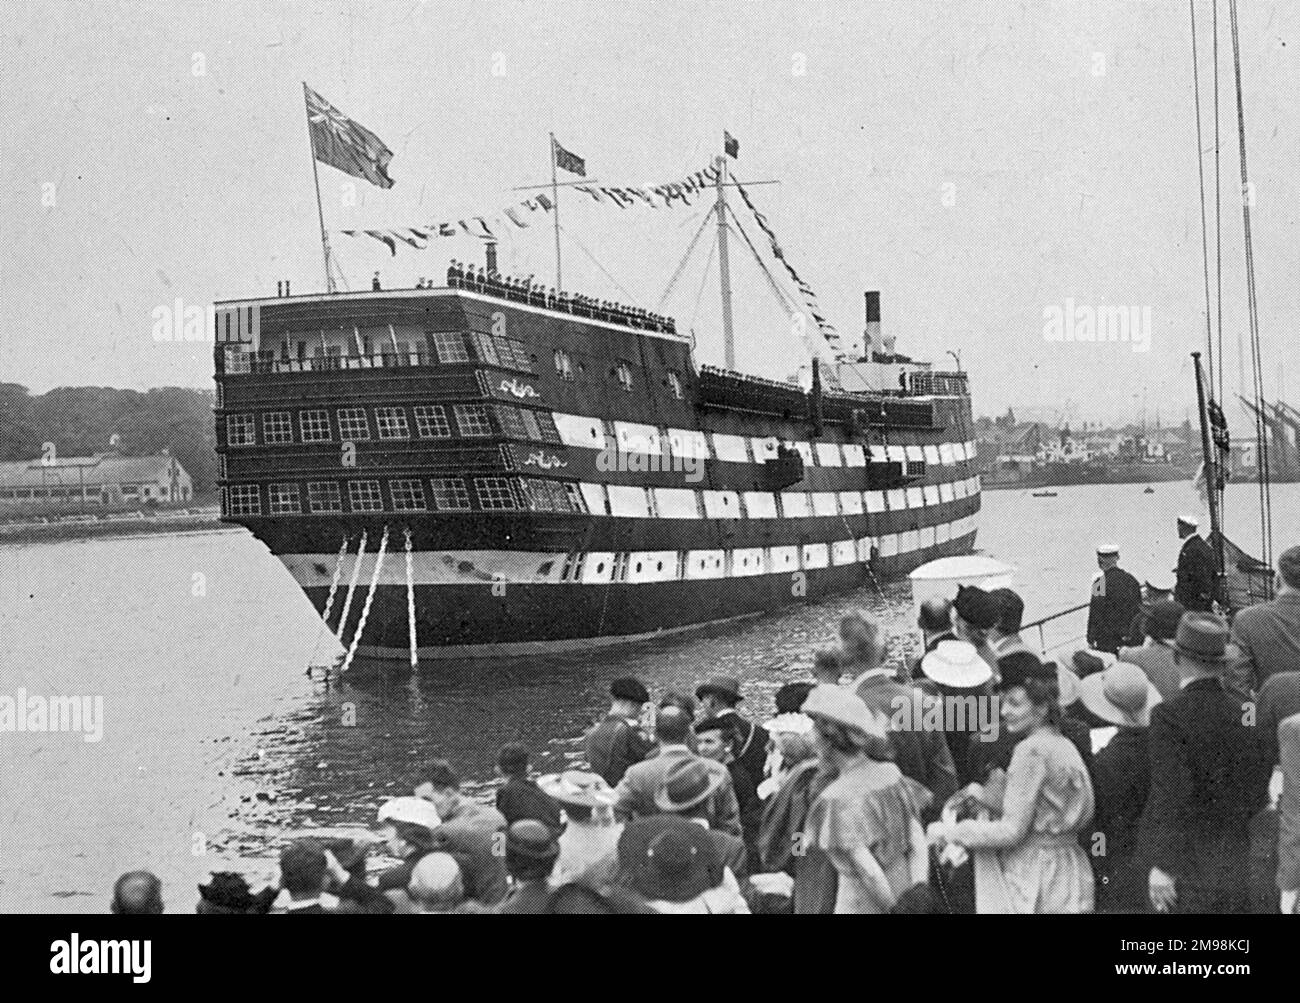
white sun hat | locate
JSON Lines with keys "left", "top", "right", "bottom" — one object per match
{"left": 376, "top": 796, "right": 441, "bottom": 831}
{"left": 920, "top": 640, "right": 994, "bottom": 690}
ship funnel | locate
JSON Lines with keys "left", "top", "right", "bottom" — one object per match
{"left": 864, "top": 291, "right": 881, "bottom": 359}
{"left": 485, "top": 240, "right": 498, "bottom": 277}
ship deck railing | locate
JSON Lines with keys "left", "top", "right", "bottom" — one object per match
{"left": 1019, "top": 601, "right": 1092, "bottom": 664}
{"left": 221, "top": 351, "right": 433, "bottom": 375}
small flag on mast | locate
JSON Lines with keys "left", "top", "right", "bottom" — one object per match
{"left": 552, "top": 138, "right": 586, "bottom": 177}
{"left": 724, "top": 131, "right": 739, "bottom": 159}
{"left": 304, "top": 84, "right": 395, "bottom": 189}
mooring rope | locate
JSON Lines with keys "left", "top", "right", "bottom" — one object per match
{"left": 306, "top": 535, "right": 350, "bottom": 671}
{"left": 404, "top": 527, "right": 418, "bottom": 669}
{"left": 334, "top": 530, "right": 368, "bottom": 636}
{"left": 341, "top": 525, "right": 389, "bottom": 673}
{"left": 318, "top": 535, "right": 350, "bottom": 632}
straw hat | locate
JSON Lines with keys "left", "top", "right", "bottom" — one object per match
{"left": 801, "top": 684, "right": 887, "bottom": 742}
{"left": 763, "top": 712, "right": 814, "bottom": 736}
{"left": 537, "top": 770, "right": 617, "bottom": 809}
{"left": 1079, "top": 662, "right": 1163, "bottom": 728}
{"left": 376, "top": 796, "right": 441, "bottom": 831}
{"left": 920, "top": 640, "right": 993, "bottom": 689}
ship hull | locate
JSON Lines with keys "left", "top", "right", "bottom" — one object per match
{"left": 283, "top": 529, "right": 977, "bottom": 659}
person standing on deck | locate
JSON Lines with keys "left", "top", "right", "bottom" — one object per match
{"left": 1088, "top": 545, "right": 1143, "bottom": 655}
{"left": 585, "top": 677, "right": 654, "bottom": 786}
{"left": 1174, "top": 515, "right": 1216, "bottom": 613}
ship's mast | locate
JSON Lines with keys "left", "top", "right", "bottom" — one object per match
{"left": 714, "top": 147, "right": 736, "bottom": 370}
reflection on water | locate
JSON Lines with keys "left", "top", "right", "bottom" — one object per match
{"left": 1, "top": 482, "right": 1295, "bottom": 911}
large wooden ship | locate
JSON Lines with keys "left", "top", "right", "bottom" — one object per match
{"left": 212, "top": 269, "right": 980, "bottom": 657}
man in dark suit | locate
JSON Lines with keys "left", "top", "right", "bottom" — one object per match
{"left": 1228, "top": 545, "right": 1300, "bottom": 696}
{"left": 612, "top": 706, "right": 741, "bottom": 837}
{"left": 1139, "top": 613, "right": 1273, "bottom": 914}
{"left": 584, "top": 676, "right": 654, "bottom": 786}
{"left": 1174, "top": 515, "right": 1217, "bottom": 613}
{"left": 1088, "top": 545, "right": 1143, "bottom": 654}
{"left": 695, "top": 676, "right": 766, "bottom": 784}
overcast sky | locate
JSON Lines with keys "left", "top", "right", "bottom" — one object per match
{"left": 2, "top": 0, "right": 1296, "bottom": 426}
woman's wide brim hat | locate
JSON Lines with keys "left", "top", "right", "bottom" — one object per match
{"left": 537, "top": 770, "right": 617, "bottom": 809}
{"left": 1079, "top": 662, "right": 1163, "bottom": 728}
{"left": 801, "top": 684, "right": 888, "bottom": 743}
{"left": 920, "top": 640, "right": 993, "bottom": 689}
{"left": 618, "top": 815, "right": 722, "bottom": 902}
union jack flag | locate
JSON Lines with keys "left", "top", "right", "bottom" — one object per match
{"left": 304, "top": 84, "right": 394, "bottom": 189}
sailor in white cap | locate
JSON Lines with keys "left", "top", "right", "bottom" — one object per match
{"left": 1174, "top": 514, "right": 1216, "bottom": 612}
{"left": 1088, "top": 544, "right": 1142, "bottom": 654}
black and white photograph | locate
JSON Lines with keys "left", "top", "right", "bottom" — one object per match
{"left": 1, "top": 0, "right": 1297, "bottom": 979}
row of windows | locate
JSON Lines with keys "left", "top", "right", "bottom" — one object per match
{"left": 230, "top": 330, "right": 538, "bottom": 375}
{"left": 226, "top": 404, "right": 561, "bottom": 446}
{"left": 540, "top": 516, "right": 981, "bottom": 584}
{"left": 221, "top": 473, "right": 982, "bottom": 521}
{"left": 548, "top": 412, "right": 977, "bottom": 470}
{"left": 221, "top": 476, "right": 589, "bottom": 517}
{"left": 575, "top": 478, "right": 982, "bottom": 520}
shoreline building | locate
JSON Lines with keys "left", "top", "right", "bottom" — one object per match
{"left": 0, "top": 453, "right": 193, "bottom": 510}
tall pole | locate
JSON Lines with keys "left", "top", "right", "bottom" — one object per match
{"left": 1193, "top": 351, "right": 1226, "bottom": 606}
{"left": 549, "top": 132, "right": 562, "bottom": 291}
{"left": 304, "top": 83, "right": 335, "bottom": 294}
{"left": 715, "top": 152, "right": 735, "bottom": 370}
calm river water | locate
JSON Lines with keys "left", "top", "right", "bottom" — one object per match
{"left": 1, "top": 482, "right": 1295, "bottom": 911}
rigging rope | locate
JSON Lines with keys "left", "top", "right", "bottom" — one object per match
{"left": 307, "top": 535, "right": 351, "bottom": 668}
{"left": 724, "top": 202, "right": 801, "bottom": 318}
{"left": 689, "top": 229, "right": 718, "bottom": 333}
{"left": 1213, "top": 0, "right": 1224, "bottom": 399}
{"left": 1228, "top": 0, "right": 1272, "bottom": 569}
{"left": 1189, "top": 0, "right": 1216, "bottom": 400}
{"left": 334, "top": 529, "right": 368, "bottom": 637}
{"left": 404, "top": 527, "right": 418, "bottom": 670}
{"left": 342, "top": 526, "right": 389, "bottom": 673}
{"left": 555, "top": 222, "right": 641, "bottom": 305}
{"left": 657, "top": 210, "right": 715, "bottom": 311}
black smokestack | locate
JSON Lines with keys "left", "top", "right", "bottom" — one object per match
{"left": 864, "top": 291, "right": 881, "bottom": 358}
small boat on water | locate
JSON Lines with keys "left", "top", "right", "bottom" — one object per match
{"left": 1143, "top": 486, "right": 1155, "bottom": 494}
{"left": 1031, "top": 490, "right": 1057, "bottom": 498}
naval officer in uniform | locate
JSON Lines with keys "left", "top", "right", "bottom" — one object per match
{"left": 1174, "top": 515, "right": 1216, "bottom": 613}
{"left": 1088, "top": 544, "right": 1143, "bottom": 655}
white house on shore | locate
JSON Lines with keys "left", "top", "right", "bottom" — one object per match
{"left": 0, "top": 453, "right": 192, "bottom": 507}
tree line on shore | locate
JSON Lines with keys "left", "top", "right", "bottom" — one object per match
{"left": 0, "top": 383, "right": 217, "bottom": 493}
